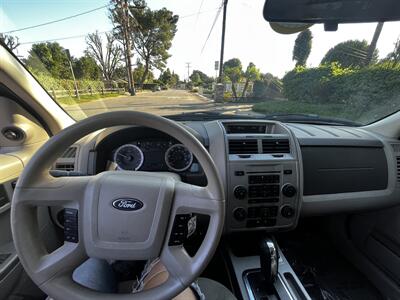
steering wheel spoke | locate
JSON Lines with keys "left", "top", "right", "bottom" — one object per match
{"left": 173, "top": 181, "right": 222, "bottom": 215}
{"left": 14, "top": 175, "right": 90, "bottom": 208}
{"left": 160, "top": 181, "right": 225, "bottom": 286}
{"left": 32, "top": 241, "right": 87, "bottom": 286}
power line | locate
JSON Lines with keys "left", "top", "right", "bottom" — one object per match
{"left": 200, "top": 2, "right": 224, "bottom": 54}
{"left": 15, "top": 7, "right": 221, "bottom": 46}
{"left": 179, "top": 7, "right": 221, "bottom": 19}
{"left": 2, "top": 4, "right": 111, "bottom": 34}
{"left": 19, "top": 31, "right": 112, "bottom": 45}
{"left": 195, "top": 0, "right": 206, "bottom": 25}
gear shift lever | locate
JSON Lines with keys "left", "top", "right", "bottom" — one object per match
{"left": 260, "top": 237, "right": 278, "bottom": 284}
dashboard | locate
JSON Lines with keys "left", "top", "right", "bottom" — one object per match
{"left": 57, "top": 119, "right": 400, "bottom": 234}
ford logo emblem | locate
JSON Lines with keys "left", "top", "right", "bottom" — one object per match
{"left": 112, "top": 198, "right": 143, "bottom": 211}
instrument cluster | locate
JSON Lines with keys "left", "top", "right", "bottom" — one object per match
{"left": 112, "top": 139, "right": 195, "bottom": 173}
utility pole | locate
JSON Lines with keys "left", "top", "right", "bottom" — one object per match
{"left": 186, "top": 62, "right": 191, "bottom": 81}
{"left": 118, "top": 0, "right": 135, "bottom": 95}
{"left": 64, "top": 49, "right": 80, "bottom": 100}
{"left": 366, "top": 22, "right": 384, "bottom": 65}
{"left": 218, "top": 0, "right": 228, "bottom": 83}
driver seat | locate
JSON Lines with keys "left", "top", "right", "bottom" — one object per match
{"left": 66, "top": 258, "right": 237, "bottom": 300}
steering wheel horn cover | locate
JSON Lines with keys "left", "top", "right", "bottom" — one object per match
{"left": 11, "top": 111, "right": 225, "bottom": 300}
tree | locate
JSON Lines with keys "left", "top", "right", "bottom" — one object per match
{"left": 111, "top": 3, "right": 178, "bottom": 85}
{"left": 190, "top": 73, "right": 202, "bottom": 86}
{"left": 321, "top": 40, "right": 378, "bottom": 67}
{"left": 292, "top": 29, "right": 312, "bottom": 67}
{"left": 73, "top": 55, "right": 101, "bottom": 80}
{"left": 366, "top": 22, "right": 384, "bottom": 65}
{"left": 158, "top": 68, "right": 179, "bottom": 86}
{"left": 384, "top": 38, "right": 400, "bottom": 64}
{"left": 85, "top": 31, "right": 123, "bottom": 80}
{"left": 132, "top": 62, "right": 154, "bottom": 84}
{"left": 170, "top": 72, "right": 179, "bottom": 87}
{"left": 190, "top": 70, "right": 213, "bottom": 88}
{"left": 242, "top": 62, "right": 260, "bottom": 98}
{"left": 25, "top": 42, "right": 71, "bottom": 78}
{"left": 223, "top": 58, "right": 243, "bottom": 99}
{"left": 253, "top": 73, "right": 283, "bottom": 99}
{"left": 0, "top": 34, "right": 20, "bottom": 51}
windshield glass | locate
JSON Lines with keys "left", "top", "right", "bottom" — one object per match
{"left": 1, "top": 1, "right": 399, "bottom": 125}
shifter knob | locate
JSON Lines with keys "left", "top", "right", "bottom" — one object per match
{"left": 259, "top": 238, "right": 278, "bottom": 283}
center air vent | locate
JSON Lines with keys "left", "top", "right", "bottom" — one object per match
{"left": 262, "top": 139, "right": 290, "bottom": 154}
{"left": 228, "top": 139, "right": 258, "bottom": 154}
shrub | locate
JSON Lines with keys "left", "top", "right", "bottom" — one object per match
{"left": 31, "top": 72, "right": 106, "bottom": 96}
{"left": 282, "top": 62, "right": 400, "bottom": 109}
{"left": 253, "top": 79, "right": 283, "bottom": 99}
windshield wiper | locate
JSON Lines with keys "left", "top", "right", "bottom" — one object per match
{"left": 260, "top": 113, "right": 361, "bottom": 126}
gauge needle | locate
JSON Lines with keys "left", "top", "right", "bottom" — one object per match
{"left": 117, "top": 153, "right": 130, "bottom": 159}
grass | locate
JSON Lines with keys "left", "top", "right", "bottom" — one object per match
{"left": 56, "top": 93, "right": 122, "bottom": 106}
{"left": 252, "top": 99, "right": 400, "bottom": 124}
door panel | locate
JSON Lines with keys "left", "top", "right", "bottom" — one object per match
{"left": 0, "top": 96, "right": 49, "bottom": 299}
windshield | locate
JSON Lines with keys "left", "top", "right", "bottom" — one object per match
{"left": 1, "top": 1, "right": 399, "bottom": 125}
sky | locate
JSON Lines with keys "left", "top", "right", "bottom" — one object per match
{"left": 1, "top": 0, "right": 399, "bottom": 80}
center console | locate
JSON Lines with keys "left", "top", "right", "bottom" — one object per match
{"left": 227, "top": 235, "right": 311, "bottom": 300}
{"left": 222, "top": 121, "right": 302, "bottom": 232}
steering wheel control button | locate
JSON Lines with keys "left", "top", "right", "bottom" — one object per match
{"left": 64, "top": 208, "right": 78, "bottom": 243}
{"left": 234, "top": 186, "right": 247, "bottom": 199}
{"left": 168, "top": 214, "right": 191, "bottom": 246}
{"left": 282, "top": 184, "right": 297, "bottom": 197}
{"left": 281, "top": 205, "right": 295, "bottom": 218}
{"left": 233, "top": 207, "right": 247, "bottom": 221}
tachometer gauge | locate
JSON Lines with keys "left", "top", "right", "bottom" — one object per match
{"left": 165, "top": 144, "right": 193, "bottom": 172}
{"left": 113, "top": 144, "right": 144, "bottom": 171}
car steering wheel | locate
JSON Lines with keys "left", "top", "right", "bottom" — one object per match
{"left": 11, "top": 111, "right": 225, "bottom": 300}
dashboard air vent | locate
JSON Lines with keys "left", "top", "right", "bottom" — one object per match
{"left": 228, "top": 139, "right": 258, "bottom": 154}
{"left": 262, "top": 139, "right": 290, "bottom": 154}
{"left": 54, "top": 163, "right": 75, "bottom": 171}
{"left": 61, "top": 146, "right": 77, "bottom": 158}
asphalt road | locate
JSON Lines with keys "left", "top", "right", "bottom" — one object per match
{"left": 64, "top": 89, "right": 257, "bottom": 120}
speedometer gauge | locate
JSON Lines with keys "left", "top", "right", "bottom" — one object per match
{"left": 114, "top": 144, "right": 144, "bottom": 171}
{"left": 165, "top": 144, "right": 193, "bottom": 172}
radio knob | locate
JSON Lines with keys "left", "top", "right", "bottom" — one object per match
{"left": 233, "top": 207, "right": 247, "bottom": 221}
{"left": 282, "top": 184, "right": 297, "bottom": 197}
{"left": 234, "top": 186, "right": 247, "bottom": 199}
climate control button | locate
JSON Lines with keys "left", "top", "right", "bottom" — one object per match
{"left": 282, "top": 184, "right": 297, "bottom": 197}
{"left": 281, "top": 205, "right": 295, "bottom": 218}
{"left": 234, "top": 186, "right": 247, "bottom": 199}
{"left": 233, "top": 207, "right": 247, "bottom": 221}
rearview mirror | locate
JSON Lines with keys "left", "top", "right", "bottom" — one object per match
{"left": 264, "top": 0, "right": 400, "bottom": 32}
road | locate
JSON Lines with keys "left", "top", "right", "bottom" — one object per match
{"left": 64, "top": 89, "right": 258, "bottom": 120}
